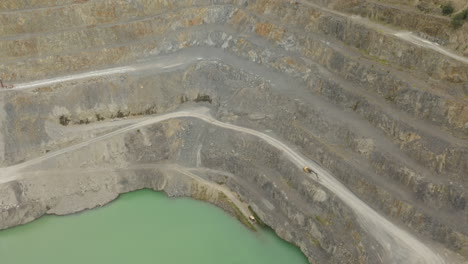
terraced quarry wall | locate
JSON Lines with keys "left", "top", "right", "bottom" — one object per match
{"left": 0, "top": 1, "right": 467, "bottom": 264}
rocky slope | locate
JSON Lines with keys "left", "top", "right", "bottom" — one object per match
{"left": 0, "top": 1, "right": 467, "bottom": 263}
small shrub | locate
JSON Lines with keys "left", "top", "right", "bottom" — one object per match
{"left": 116, "top": 110, "right": 125, "bottom": 118}
{"left": 441, "top": 4, "right": 454, "bottom": 16}
{"left": 194, "top": 94, "right": 212, "bottom": 103}
{"left": 78, "top": 118, "right": 90, "bottom": 125}
{"left": 451, "top": 9, "right": 468, "bottom": 29}
{"left": 59, "top": 115, "right": 70, "bottom": 126}
{"left": 452, "top": 16, "right": 464, "bottom": 28}
{"left": 95, "top": 113, "right": 105, "bottom": 121}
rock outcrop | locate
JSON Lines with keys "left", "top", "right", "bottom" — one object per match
{"left": 0, "top": 1, "right": 466, "bottom": 263}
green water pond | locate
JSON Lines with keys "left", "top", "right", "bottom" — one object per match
{"left": 0, "top": 189, "right": 309, "bottom": 264}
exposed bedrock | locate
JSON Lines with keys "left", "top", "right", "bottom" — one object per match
{"left": 0, "top": 1, "right": 467, "bottom": 264}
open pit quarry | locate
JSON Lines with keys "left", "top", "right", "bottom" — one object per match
{"left": 0, "top": 0, "right": 467, "bottom": 263}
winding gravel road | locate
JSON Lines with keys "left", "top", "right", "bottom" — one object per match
{"left": 2, "top": 54, "right": 203, "bottom": 92}
{"left": 0, "top": 106, "right": 445, "bottom": 264}
{"left": 297, "top": 0, "right": 467, "bottom": 65}
{"left": 0, "top": 43, "right": 453, "bottom": 263}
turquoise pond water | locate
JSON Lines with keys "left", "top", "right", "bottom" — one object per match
{"left": 0, "top": 189, "right": 309, "bottom": 264}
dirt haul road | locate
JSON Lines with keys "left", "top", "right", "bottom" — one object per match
{"left": 0, "top": 105, "right": 445, "bottom": 264}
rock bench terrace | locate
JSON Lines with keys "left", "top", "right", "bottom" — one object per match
{"left": 0, "top": 1, "right": 467, "bottom": 263}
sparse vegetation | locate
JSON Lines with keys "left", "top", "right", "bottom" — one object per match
{"left": 285, "top": 178, "right": 295, "bottom": 189}
{"left": 358, "top": 49, "right": 389, "bottom": 65}
{"left": 315, "top": 215, "right": 328, "bottom": 226}
{"left": 441, "top": 4, "right": 454, "bottom": 16}
{"left": 59, "top": 115, "right": 70, "bottom": 126}
{"left": 116, "top": 110, "right": 126, "bottom": 118}
{"left": 306, "top": 231, "right": 322, "bottom": 247}
{"left": 194, "top": 94, "right": 212, "bottom": 103}
{"left": 218, "top": 192, "right": 256, "bottom": 231}
{"left": 78, "top": 118, "right": 90, "bottom": 124}
{"left": 95, "top": 113, "right": 105, "bottom": 121}
{"left": 315, "top": 214, "right": 334, "bottom": 226}
{"left": 451, "top": 9, "right": 468, "bottom": 29}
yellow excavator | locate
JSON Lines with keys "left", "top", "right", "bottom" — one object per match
{"left": 303, "top": 166, "right": 319, "bottom": 180}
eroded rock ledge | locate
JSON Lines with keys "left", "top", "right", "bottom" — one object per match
{"left": 0, "top": 1, "right": 467, "bottom": 264}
